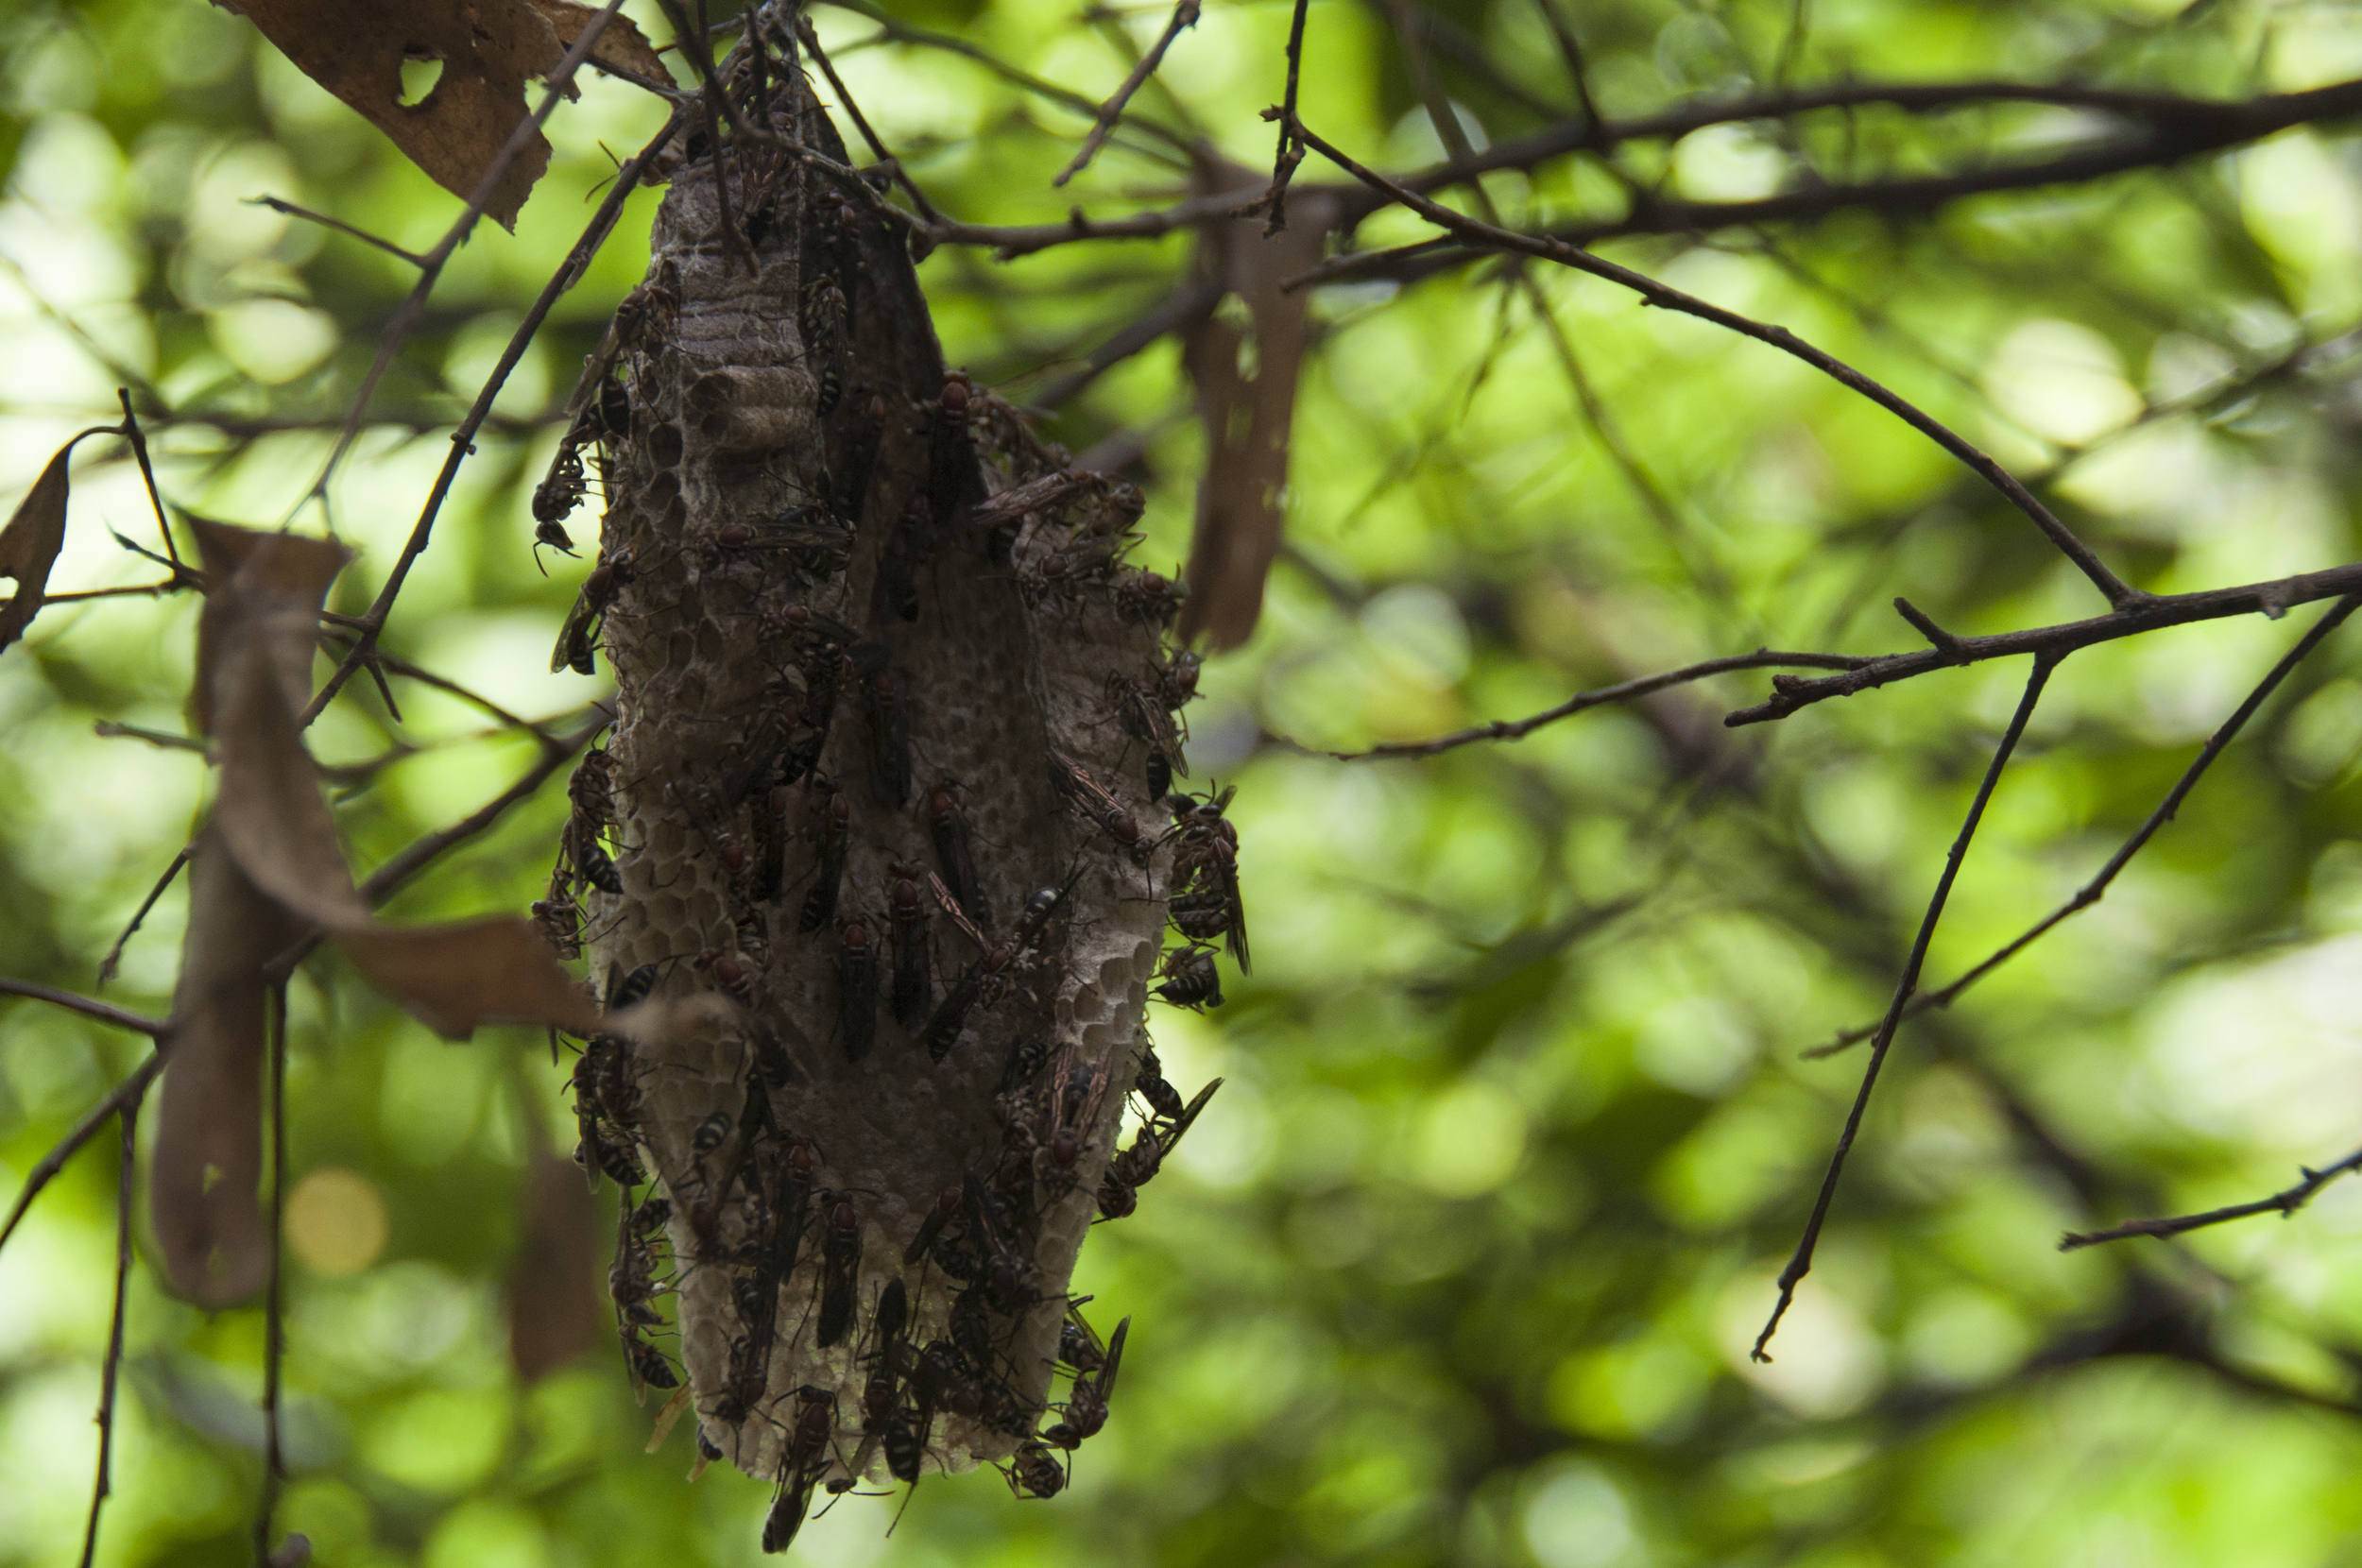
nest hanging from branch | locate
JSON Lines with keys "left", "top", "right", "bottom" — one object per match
{"left": 535, "top": 23, "right": 1241, "bottom": 1547}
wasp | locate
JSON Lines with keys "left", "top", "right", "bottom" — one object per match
{"left": 847, "top": 643, "right": 910, "bottom": 807}
{"left": 1132, "top": 1044, "right": 1184, "bottom": 1122}
{"left": 532, "top": 442, "right": 589, "bottom": 537}
{"left": 815, "top": 1197, "right": 864, "bottom": 1349}
{"left": 550, "top": 547, "right": 637, "bottom": 676}
{"left": 1099, "top": 1077, "right": 1221, "bottom": 1219}
{"left": 1043, "top": 1316, "right": 1127, "bottom": 1450}
{"left": 887, "top": 861, "right": 931, "bottom": 1023}
{"left": 761, "top": 1388, "right": 839, "bottom": 1555}
{"left": 1154, "top": 944, "right": 1224, "bottom": 1011}
{"left": 925, "top": 781, "right": 989, "bottom": 929}
{"left": 531, "top": 893, "right": 581, "bottom": 959}
{"left": 838, "top": 916, "right": 879, "bottom": 1063}
{"left": 802, "top": 274, "right": 849, "bottom": 417}
{"left": 799, "top": 782, "right": 851, "bottom": 932}
{"left": 1166, "top": 785, "right": 1248, "bottom": 971}
{"left": 1115, "top": 568, "right": 1186, "bottom": 628}
{"left": 564, "top": 817, "right": 624, "bottom": 896}
{"left": 880, "top": 494, "right": 924, "bottom": 622}
{"left": 1038, "top": 1046, "right": 1116, "bottom": 1205}
{"left": 1007, "top": 1440, "right": 1067, "bottom": 1498}
{"left": 962, "top": 1171, "right": 1036, "bottom": 1316}
{"left": 1105, "top": 667, "right": 1190, "bottom": 798}
{"left": 829, "top": 392, "right": 887, "bottom": 526}
{"left": 1048, "top": 748, "right": 1150, "bottom": 864}
{"left": 607, "top": 961, "right": 659, "bottom": 1012}
{"left": 750, "top": 786, "right": 788, "bottom": 903}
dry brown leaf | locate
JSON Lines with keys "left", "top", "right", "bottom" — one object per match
{"left": 1176, "top": 165, "right": 1331, "bottom": 652}
{"left": 337, "top": 920, "right": 603, "bottom": 1039}
{"left": 213, "top": 0, "right": 568, "bottom": 230}
{"left": 150, "top": 827, "right": 303, "bottom": 1307}
{"left": 506, "top": 1150, "right": 604, "bottom": 1382}
{"left": 524, "top": 0, "right": 669, "bottom": 84}
{"left": 193, "top": 519, "right": 602, "bottom": 1039}
{"left": 0, "top": 427, "right": 115, "bottom": 655}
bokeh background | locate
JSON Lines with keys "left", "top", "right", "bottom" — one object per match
{"left": 9, "top": 0, "right": 2362, "bottom": 1563}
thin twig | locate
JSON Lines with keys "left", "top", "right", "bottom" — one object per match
{"left": 97, "top": 848, "right": 190, "bottom": 989}
{"left": 113, "top": 391, "right": 181, "bottom": 571}
{"left": 252, "top": 983, "right": 289, "bottom": 1566}
{"left": 302, "top": 0, "right": 632, "bottom": 510}
{"left": 797, "top": 16, "right": 946, "bottom": 225}
{"left": 1728, "top": 562, "right": 2362, "bottom": 725}
{"left": 1532, "top": 0, "right": 1605, "bottom": 144}
{"left": 248, "top": 196, "right": 428, "bottom": 268}
{"left": 41, "top": 581, "right": 190, "bottom": 605}
{"left": 1262, "top": 0, "right": 1311, "bottom": 232}
{"left": 1803, "top": 595, "right": 2362, "bottom": 1058}
{"left": 77, "top": 1091, "right": 139, "bottom": 1568}
{"left": 0, "top": 1058, "right": 163, "bottom": 1256}
{"left": 302, "top": 104, "right": 687, "bottom": 726}
{"left": 1318, "top": 649, "right": 1869, "bottom": 760}
{"left": 1285, "top": 117, "right": 2140, "bottom": 608}
{"left": 1055, "top": 0, "right": 1201, "bottom": 186}
{"left": 0, "top": 978, "right": 171, "bottom": 1036}
{"left": 1754, "top": 655, "right": 2055, "bottom": 1360}
{"left": 2061, "top": 1144, "right": 2362, "bottom": 1251}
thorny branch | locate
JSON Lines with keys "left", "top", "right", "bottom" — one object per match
{"left": 2060, "top": 1145, "right": 2362, "bottom": 1251}
{"left": 1754, "top": 655, "right": 2055, "bottom": 1360}
{"left": 1804, "top": 597, "right": 2362, "bottom": 1059}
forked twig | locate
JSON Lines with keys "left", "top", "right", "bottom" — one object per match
{"left": 1054, "top": 0, "right": 1202, "bottom": 187}
{"left": 1754, "top": 655, "right": 2056, "bottom": 1360}
{"left": 1804, "top": 596, "right": 2362, "bottom": 1059}
{"left": 1261, "top": 0, "right": 1312, "bottom": 232}
{"left": 2061, "top": 1145, "right": 2362, "bottom": 1251}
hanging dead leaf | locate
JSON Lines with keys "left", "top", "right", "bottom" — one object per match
{"left": 1176, "top": 163, "right": 1331, "bottom": 652}
{"left": 524, "top": 0, "right": 669, "bottom": 85}
{"left": 506, "top": 1150, "right": 604, "bottom": 1381}
{"left": 191, "top": 519, "right": 603, "bottom": 1038}
{"left": 212, "top": 0, "right": 572, "bottom": 230}
{"left": 0, "top": 425, "right": 121, "bottom": 655}
{"left": 150, "top": 827, "right": 303, "bottom": 1307}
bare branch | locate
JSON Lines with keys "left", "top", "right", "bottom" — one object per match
{"left": 112, "top": 391, "right": 181, "bottom": 572}
{"left": 76, "top": 1092, "right": 138, "bottom": 1568}
{"left": 1262, "top": 0, "right": 1311, "bottom": 232}
{"left": 1728, "top": 564, "right": 2362, "bottom": 725}
{"left": 1286, "top": 116, "right": 2140, "bottom": 608}
{"left": 252, "top": 982, "right": 291, "bottom": 1566}
{"left": 302, "top": 103, "right": 688, "bottom": 725}
{"left": 302, "top": 0, "right": 635, "bottom": 508}
{"left": 1055, "top": 0, "right": 1202, "bottom": 187}
{"left": 2061, "top": 1144, "right": 2362, "bottom": 1251}
{"left": 0, "top": 977, "right": 170, "bottom": 1037}
{"left": 797, "top": 16, "right": 946, "bottom": 226}
{"left": 97, "top": 848, "right": 190, "bottom": 988}
{"left": 1754, "top": 655, "right": 2055, "bottom": 1361}
{"left": 248, "top": 196, "right": 428, "bottom": 268}
{"left": 1803, "top": 595, "right": 2361, "bottom": 1058}
{"left": 1318, "top": 650, "right": 1870, "bottom": 760}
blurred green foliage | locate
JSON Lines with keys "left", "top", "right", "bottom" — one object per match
{"left": 9, "top": 0, "right": 2362, "bottom": 1563}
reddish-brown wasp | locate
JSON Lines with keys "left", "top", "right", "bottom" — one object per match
{"left": 925, "top": 780, "right": 989, "bottom": 929}
{"left": 1166, "top": 785, "right": 1248, "bottom": 972}
{"left": 857, "top": 651, "right": 912, "bottom": 807}
{"left": 1048, "top": 748, "right": 1150, "bottom": 864}
{"left": 799, "top": 782, "right": 851, "bottom": 932}
{"left": 1105, "top": 667, "right": 1190, "bottom": 798}
{"left": 886, "top": 861, "right": 931, "bottom": 1023}
{"left": 815, "top": 1197, "right": 864, "bottom": 1349}
{"left": 1038, "top": 1045, "right": 1117, "bottom": 1205}
{"left": 760, "top": 1387, "right": 839, "bottom": 1554}
{"left": 837, "top": 916, "right": 879, "bottom": 1063}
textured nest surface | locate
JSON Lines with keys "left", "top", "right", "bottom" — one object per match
{"left": 539, "top": 42, "right": 1220, "bottom": 1526}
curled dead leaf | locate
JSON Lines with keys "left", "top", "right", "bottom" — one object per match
{"left": 524, "top": 0, "right": 669, "bottom": 85}
{"left": 214, "top": 0, "right": 572, "bottom": 230}
{"left": 150, "top": 827, "right": 302, "bottom": 1307}
{"left": 1176, "top": 164, "right": 1331, "bottom": 652}
{"left": 0, "top": 425, "right": 122, "bottom": 655}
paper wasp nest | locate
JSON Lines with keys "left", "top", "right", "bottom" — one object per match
{"left": 538, "top": 39, "right": 1238, "bottom": 1545}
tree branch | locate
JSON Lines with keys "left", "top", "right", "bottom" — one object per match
{"left": 1055, "top": 0, "right": 1201, "bottom": 187}
{"left": 1754, "top": 655, "right": 2055, "bottom": 1360}
{"left": 76, "top": 1092, "right": 138, "bottom": 1568}
{"left": 1804, "top": 596, "right": 2361, "bottom": 1058}
{"left": 1284, "top": 116, "right": 2140, "bottom": 608}
{"left": 2061, "top": 1144, "right": 2362, "bottom": 1251}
